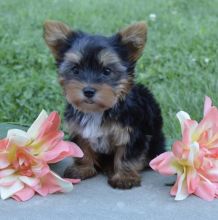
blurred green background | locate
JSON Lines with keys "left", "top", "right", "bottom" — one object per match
{"left": 0, "top": 0, "right": 217, "bottom": 140}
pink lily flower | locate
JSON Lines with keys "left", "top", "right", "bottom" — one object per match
{"left": 7, "top": 110, "right": 83, "bottom": 163}
{"left": 150, "top": 96, "right": 218, "bottom": 201}
{"left": 0, "top": 110, "right": 83, "bottom": 201}
{"left": 0, "top": 139, "right": 74, "bottom": 201}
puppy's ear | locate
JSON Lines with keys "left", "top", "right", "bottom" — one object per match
{"left": 43, "top": 20, "right": 73, "bottom": 60}
{"left": 118, "top": 21, "right": 147, "bottom": 62}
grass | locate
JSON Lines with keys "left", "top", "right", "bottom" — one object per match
{"left": 0, "top": 0, "right": 218, "bottom": 141}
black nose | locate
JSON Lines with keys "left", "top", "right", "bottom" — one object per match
{"left": 83, "top": 87, "right": 96, "bottom": 98}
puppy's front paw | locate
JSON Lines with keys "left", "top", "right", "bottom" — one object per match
{"left": 108, "top": 173, "right": 141, "bottom": 189}
{"left": 64, "top": 165, "right": 97, "bottom": 180}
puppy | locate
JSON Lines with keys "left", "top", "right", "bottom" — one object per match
{"left": 43, "top": 20, "right": 165, "bottom": 189}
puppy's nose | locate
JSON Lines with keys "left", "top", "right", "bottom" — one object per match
{"left": 83, "top": 87, "right": 96, "bottom": 98}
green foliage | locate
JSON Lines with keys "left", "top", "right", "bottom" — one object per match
{"left": 0, "top": 0, "right": 217, "bottom": 140}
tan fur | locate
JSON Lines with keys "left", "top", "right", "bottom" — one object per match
{"left": 119, "top": 21, "right": 147, "bottom": 61}
{"left": 114, "top": 146, "right": 145, "bottom": 173}
{"left": 93, "top": 84, "right": 117, "bottom": 110}
{"left": 64, "top": 135, "right": 98, "bottom": 179}
{"left": 43, "top": 20, "right": 72, "bottom": 59}
{"left": 115, "top": 78, "right": 133, "bottom": 100}
{"left": 98, "top": 49, "right": 121, "bottom": 66}
{"left": 103, "top": 122, "right": 131, "bottom": 147}
{"left": 62, "top": 80, "right": 84, "bottom": 107}
{"left": 65, "top": 52, "right": 82, "bottom": 64}
{"left": 108, "top": 146, "right": 143, "bottom": 189}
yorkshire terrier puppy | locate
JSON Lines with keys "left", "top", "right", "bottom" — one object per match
{"left": 43, "top": 20, "right": 165, "bottom": 189}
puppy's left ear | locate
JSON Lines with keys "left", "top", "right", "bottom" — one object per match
{"left": 43, "top": 20, "right": 73, "bottom": 60}
{"left": 118, "top": 21, "right": 147, "bottom": 62}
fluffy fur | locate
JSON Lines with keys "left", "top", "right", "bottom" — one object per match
{"left": 43, "top": 20, "right": 165, "bottom": 189}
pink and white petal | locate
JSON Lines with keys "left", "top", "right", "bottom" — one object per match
{"left": 206, "top": 133, "right": 218, "bottom": 149}
{"left": 194, "top": 180, "right": 216, "bottom": 201}
{"left": 31, "top": 163, "right": 50, "bottom": 177}
{"left": 176, "top": 111, "right": 191, "bottom": 133}
{"left": 188, "top": 142, "right": 199, "bottom": 165}
{"left": 205, "top": 159, "right": 218, "bottom": 182}
{"left": 35, "top": 171, "right": 73, "bottom": 196}
{"left": 172, "top": 141, "right": 184, "bottom": 158}
{"left": 19, "top": 176, "right": 40, "bottom": 187}
{"left": 31, "top": 131, "right": 64, "bottom": 154}
{"left": 0, "top": 152, "right": 10, "bottom": 169}
{"left": 0, "top": 175, "right": 17, "bottom": 187}
{"left": 0, "top": 180, "right": 24, "bottom": 200}
{"left": 0, "top": 169, "right": 15, "bottom": 178}
{"left": 37, "top": 112, "right": 61, "bottom": 139}
{"left": 170, "top": 177, "right": 179, "bottom": 196}
{"left": 7, "top": 129, "right": 30, "bottom": 146}
{"left": 27, "top": 109, "right": 48, "bottom": 140}
{"left": 43, "top": 141, "right": 83, "bottom": 163}
{"left": 186, "top": 168, "right": 199, "bottom": 194}
{"left": 197, "top": 107, "right": 218, "bottom": 137}
{"left": 64, "top": 178, "right": 81, "bottom": 184}
{"left": 204, "top": 96, "right": 212, "bottom": 116}
{"left": 12, "top": 186, "right": 35, "bottom": 202}
{"left": 175, "top": 172, "right": 189, "bottom": 200}
{"left": 175, "top": 168, "right": 189, "bottom": 200}
{"left": 0, "top": 139, "right": 8, "bottom": 151}
{"left": 34, "top": 182, "right": 49, "bottom": 197}
{"left": 182, "top": 120, "right": 198, "bottom": 146}
{"left": 48, "top": 171, "right": 73, "bottom": 193}
{"left": 149, "top": 152, "right": 177, "bottom": 175}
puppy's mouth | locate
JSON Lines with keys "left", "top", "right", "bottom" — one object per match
{"left": 84, "top": 99, "right": 95, "bottom": 104}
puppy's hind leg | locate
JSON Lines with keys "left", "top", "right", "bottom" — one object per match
{"left": 108, "top": 147, "right": 144, "bottom": 189}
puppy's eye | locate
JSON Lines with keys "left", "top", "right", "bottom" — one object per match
{"left": 103, "top": 67, "right": 112, "bottom": 76}
{"left": 71, "top": 65, "right": 79, "bottom": 74}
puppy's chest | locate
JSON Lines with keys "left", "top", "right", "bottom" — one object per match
{"left": 69, "top": 113, "right": 130, "bottom": 153}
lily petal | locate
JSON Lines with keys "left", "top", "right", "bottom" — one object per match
{"left": 0, "top": 169, "right": 15, "bottom": 178}
{"left": 176, "top": 111, "right": 191, "bottom": 133}
{"left": 37, "top": 112, "right": 61, "bottom": 139}
{"left": 19, "top": 176, "right": 40, "bottom": 187}
{"left": 12, "top": 186, "right": 35, "bottom": 202}
{"left": 0, "top": 180, "right": 24, "bottom": 200}
{"left": 195, "top": 180, "right": 216, "bottom": 201}
{"left": 27, "top": 109, "right": 48, "bottom": 139}
{"left": 7, "top": 129, "right": 30, "bottom": 146}
{"left": 49, "top": 171, "right": 74, "bottom": 193}
{"left": 64, "top": 178, "right": 81, "bottom": 184}
{"left": 204, "top": 96, "right": 212, "bottom": 116}
{"left": 186, "top": 168, "right": 199, "bottom": 194}
{"left": 42, "top": 141, "right": 84, "bottom": 163}
{"left": 188, "top": 142, "right": 199, "bottom": 165}
{"left": 0, "top": 152, "right": 10, "bottom": 169}
{"left": 175, "top": 171, "right": 189, "bottom": 200}
{"left": 182, "top": 119, "right": 198, "bottom": 146}
{"left": 149, "top": 152, "right": 177, "bottom": 175}
{"left": 35, "top": 171, "right": 73, "bottom": 196}
{"left": 0, "top": 175, "right": 17, "bottom": 187}
{"left": 0, "top": 139, "right": 8, "bottom": 151}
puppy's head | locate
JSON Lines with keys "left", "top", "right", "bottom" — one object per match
{"left": 43, "top": 20, "right": 147, "bottom": 112}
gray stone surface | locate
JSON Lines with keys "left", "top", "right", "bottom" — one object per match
{"left": 0, "top": 158, "right": 218, "bottom": 220}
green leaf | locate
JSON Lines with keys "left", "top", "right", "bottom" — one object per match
{"left": 0, "top": 123, "right": 28, "bottom": 139}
